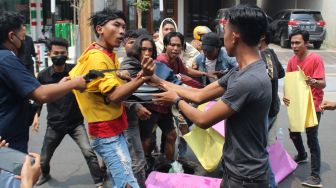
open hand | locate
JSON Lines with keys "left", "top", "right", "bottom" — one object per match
{"left": 320, "top": 101, "right": 336, "bottom": 111}
{"left": 152, "top": 84, "right": 179, "bottom": 106}
{"left": 136, "top": 106, "right": 152, "bottom": 120}
{"left": 141, "top": 56, "right": 155, "bottom": 77}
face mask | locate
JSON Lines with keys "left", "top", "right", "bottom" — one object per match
{"left": 51, "top": 55, "right": 67, "bottom": 66}
{"left": 13, "top": 34, "right": 25, "bottom": 56}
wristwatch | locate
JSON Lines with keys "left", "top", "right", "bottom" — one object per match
{"left": 312, "top": 79, "right": 317, "bottom": 86}
{"left": 174, "top": 96, "right": 183, "bottom": 109}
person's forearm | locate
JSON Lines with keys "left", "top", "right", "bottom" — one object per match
{"left": 107, "top": 76, "right": 147, "bottom": 104}
{"left": 161, "top": 80, "right": 204, "bottom": 103}
{"left": 177, "top": 100, "right": 212, "bottom": 129}
{"left": 20, "top": 179, "right": 33, "bottom": 188}
{"left": 162, "top": 80, "right": 224, "bottom": 104}
{"left": 29, "top": 80, "right": 78, "bottom": 104}
{"left": 186, "top": 68, "right": 205, "bottom": 77}
{"left": 315, "top": 79, "right": 326, "bottom": 89}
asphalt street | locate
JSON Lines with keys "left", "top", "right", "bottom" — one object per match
{"left": 27, "top": 44, "right": 336, "bottom": 188}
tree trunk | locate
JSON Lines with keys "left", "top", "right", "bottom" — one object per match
{"left": 137, "top": 0, "right": 142, "bottom": 28}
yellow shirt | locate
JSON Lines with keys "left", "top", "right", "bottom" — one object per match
{"left": 69, "top": 44, "right": 125, "bottom": 123}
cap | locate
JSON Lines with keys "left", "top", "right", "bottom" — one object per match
{"left": 201, "top": 32, "right": 221, "bottom": 52}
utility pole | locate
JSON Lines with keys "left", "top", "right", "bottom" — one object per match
{"left": 51, "top": 0, "right": 56, "bottom": 37}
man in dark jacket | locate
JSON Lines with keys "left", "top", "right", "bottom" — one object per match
{"left": 259, "top": 27, "right": 285, "bottom": 188}
{"left": 19, "top": 25, "right": 37, "bottom": 76}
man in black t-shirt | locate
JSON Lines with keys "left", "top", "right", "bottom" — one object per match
{"left": 152, "top": 5, "right": 271, "bottom": 188}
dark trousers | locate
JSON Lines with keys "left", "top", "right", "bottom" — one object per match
{"left": 220, "top": 170, "right": 270, "bottom": 188}
{"left": 40, "top": 125, "right": 103, "bottom": 185}
{"left": 289, "top": 112, "right": 321, "bottom": 178}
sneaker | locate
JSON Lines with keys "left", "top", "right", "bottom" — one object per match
{"left": 302, "top": 176, "right": 322, "bottom": 187}
{"left": 294, "top": 152, "right": 308, "bottom": 164}
{"left": 36, "top": 174, "right": 51, "bottom": 186}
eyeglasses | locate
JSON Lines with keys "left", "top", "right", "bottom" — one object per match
{"left": 140, "top": 47, "right": 153, "bottom": 52}
{"left": 168, "top": 43, "right": 182, "bottom": 49}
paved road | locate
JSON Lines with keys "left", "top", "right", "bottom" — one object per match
{"left": 26, "top": 44, "right": 336, "bottom": 188}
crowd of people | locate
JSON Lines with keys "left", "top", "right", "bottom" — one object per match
{"left": 0, "top": 4, "right": 333, "bottom": 188}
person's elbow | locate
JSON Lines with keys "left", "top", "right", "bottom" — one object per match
{"left": 29, "top": 86, "right": 51, "bottom": 104}
{"left": 321, "top": 82, "right": 326, "bottom": 89}
{"left": 187, "top": 92, "right": 204, "bottom": 104}
{"left": 107, "top": 95, "right": 123, "bottom": 104}
{"left": 194, "top": 118, "right": 212, "bottom": 129}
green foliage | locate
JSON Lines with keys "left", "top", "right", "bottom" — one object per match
{"left": 135, "top": 0, "right": 151, "bottom": 12}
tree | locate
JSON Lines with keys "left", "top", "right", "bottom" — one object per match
{"left": 135, "top": 0, "right": 151, "bottom": 28}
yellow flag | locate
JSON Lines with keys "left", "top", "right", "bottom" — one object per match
{"left": 183, "top": 101, "right": 224, "bottom": 172}
{"left": 284, "top": 70, "right": 318, "bottom": 132}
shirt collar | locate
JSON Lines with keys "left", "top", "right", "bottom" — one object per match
{"left": 49, "top": 64, "right": 70, "bottom": 76}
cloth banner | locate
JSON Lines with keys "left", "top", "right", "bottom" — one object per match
{"left": 284, "top": 70, "right": 318, "bottom": 132}
{"left": 183, "top": 101, "right": 225, "bottom": 172}
{"left": 268, "top": 140, "right": 298, "bottom": 183}
{"left": 145, "top": 171, "right": 222, "bottom": 188}
{"left": 204, "top": 101, "right": 225, "bottom": 137}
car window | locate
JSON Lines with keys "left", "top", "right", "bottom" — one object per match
{"left": 284, "top": 12, "right": 290, "bottom": 20}
{"left": 291, "top": 12, "right": 323, "bottom": 21}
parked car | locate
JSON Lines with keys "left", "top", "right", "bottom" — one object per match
{"left": 214, "top": 8, "right": 229, "bottom": 43}
{"left": 270, "top": 9, "right": 326, "bottom": 49}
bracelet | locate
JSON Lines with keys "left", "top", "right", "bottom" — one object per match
{"left": 174, "top": 96, "right": 183, "bottom": 109}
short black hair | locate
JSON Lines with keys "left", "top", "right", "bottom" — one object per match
{"left": 225, "top": 5, "right": 268, "bottom": 46}
{"left": 124, "top": 30, "right": 140, "bottom": 41}
{"left": 289, "top": 29, "right": 309, "bottom": 42}
{"left": 0, "top": 11, "right": 25, "bottom": 43}
{"left": 135, "top": 28, "right": 150, "bottom": 36}
{"left": 128, "top": 35, "right": 157, "bottom": 60}
{"left": 47, "top": 38, "right": 69, "bottom": 51}
{"left": 162, "top": 32, "right": 186, "bottom": 52}
{"left": 89, "top": 8, "right": 126, "bottom": 37}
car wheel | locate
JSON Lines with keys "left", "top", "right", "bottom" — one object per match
{"left": 280, "top": 33, "right": 288, "bottom": 48}
{"left": 313, "top": 42, "right": 322, "bottom": 49}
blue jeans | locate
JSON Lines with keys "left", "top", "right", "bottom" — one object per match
{"left": 0, "top": 170, "right": 20, "bottom": 188}
{"left": 123, "top": 124, "right": 146, "bottom": 188}
{"left": 91, "top": 134, "right": 139, "bottom": 188}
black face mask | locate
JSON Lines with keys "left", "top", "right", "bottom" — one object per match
{"left": 14, "top": 34, "right": 25, "bottom": 57}
{"left": 51, "top": 55, "right": 67, "bottom": 66}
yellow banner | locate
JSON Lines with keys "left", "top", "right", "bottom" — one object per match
{"left": 183, "top": 101, "right": 224, "bottom": 172}
{"left": 284, "top": 70, "right": 318, "bottom": 132}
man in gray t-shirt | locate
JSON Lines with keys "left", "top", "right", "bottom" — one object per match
{"left": 218, "top": 60, "right": 271, "bottom": 180}
{"left": 152, "top": 5, "right": 272, "bottom": 188}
